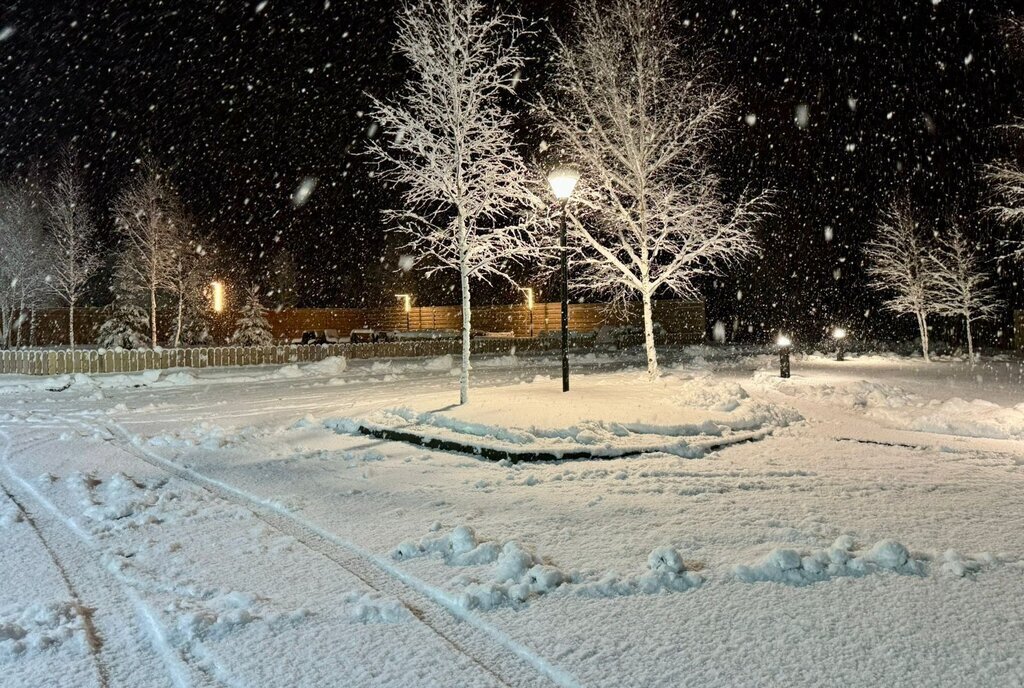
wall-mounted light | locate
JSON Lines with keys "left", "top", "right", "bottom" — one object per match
{"left": 211, "top": 281, "right": 225, "bottom": 313}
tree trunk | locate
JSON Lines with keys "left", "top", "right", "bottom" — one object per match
{"left": 1, "top": 303, "right": 10, "bottom": 350}
{"left": 15, "top": 294, "right": 25, "bottom": 347}
{"left": 459, "top": 221, "right": 471, "bottom": 406}
{"left": 642, "top": 288, "right": 658, "bottom": 379}
{"left": 174, "top": 292, "right": 184, "bottom": 348}
{"left": 916, "top": 310, "right": 930, "bottom": 363}
{"left": 965, "top": 315, "right": 974, "bottom": 364}
{"left": 150, "top": 283, "right": 158, "bottom": 348}
{"left": 69, "top": 303, "right": 76, "bottom": 351}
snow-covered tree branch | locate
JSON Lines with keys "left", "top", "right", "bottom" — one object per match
{"left": 0, "top": 180, "right": 52, "bottom": 348}
{"left": 114, "top": 160, "right": 183, "bottom": 348}
{"left": 368, "top": 0, "right": 540, "bottom": 405}
{"left": 166, "top": 226, "right": 210, "bottom": 348}
{"left": 537, "top": 0, "right": 770, "bottom": 379}
{"left": 45, "top": 154, "right": 100, "bottom": 350}
{"left": 929, "top": 224, "right": 1002, "bottom": 361}
{"left": 866, "top": 198, "right": 942, "bottom": 362}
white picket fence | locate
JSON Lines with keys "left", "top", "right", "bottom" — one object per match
{"left": 0, "top": 338, "right": 575, "bottom": 376}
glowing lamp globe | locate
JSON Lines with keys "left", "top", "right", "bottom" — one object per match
{"left": 547, "top": 166, "right": 580, "bottom": 200}
{"left": 833, "top": 327, "right": 847, "bottom": 340}
{"left": 777, "top": 334, "right": 792, "bottom": 348}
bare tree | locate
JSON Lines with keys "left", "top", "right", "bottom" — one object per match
{"left": 985, "top": 132, "right": 1024, "bottom": 261}
{"left": 866, "top": 199, "right": 942, "bottom": 362}
{"left": 46, "top": 156, "right": 100, "bottom": 350}
{"left": 537, "top": 0, "right": 769, "bottom": 379}
{"left": 985, "top": 20, "right": 1024, "bottom": 260}
{"left": 166, "top": 226, "right": 210, "bottom": 348}
{"left": 0, "top": 181, "right": 52, "bottom": 347}
{"left": 368, "top": 0, "right": 538, "bottom": 405}
{"left": 114, "top": 161, "right": 182, "bottom": 348}
{"left": 930, "top": 224, "right": 1002, "bottom": 362}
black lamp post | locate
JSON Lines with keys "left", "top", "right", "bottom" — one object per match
{"left": 547, "top": 166, "right": 580, "bottom": 393}
{"left": 777, "top": 334, "right": 792, "bottom": 378}
{"left": 833, "top": 327, "right": 847, "bottom": 361}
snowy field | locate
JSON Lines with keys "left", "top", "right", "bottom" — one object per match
{"left": 1, "top": 346, "right": 1023, "bottom": 687}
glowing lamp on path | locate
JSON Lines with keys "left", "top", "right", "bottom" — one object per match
{"left": 211, "top": 281, "right": 225, "bottom": 313}
{"left": 833, "top": 327, "right": 847, "bottom": 361}
{"left": 777, "top": 334, "right": 792, "bottom": 379}
{"left": 547, "top": 165, "right": 580, "bottom": 393}
{"left": 547, "top": 166, "right": 580, "bottom": 200}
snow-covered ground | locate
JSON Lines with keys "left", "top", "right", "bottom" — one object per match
{"left": 1, "top": 346, "right": 1023, "bottom": 687}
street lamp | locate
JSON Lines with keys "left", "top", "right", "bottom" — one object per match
{"left": 777, "top": 334, "right": 792, "bottom": 378}
{"left": 395, "top": 293, "right": 412, "bottom": 331}
{"left": 520, "top": 287, "right": 535, "bottom": 338}
{"left": 547, "top": 166, "right": 580, "bottom": 393}
{"left": 832, "top": 327, "right": 847, "bottom": 361}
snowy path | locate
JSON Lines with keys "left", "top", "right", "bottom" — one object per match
{"left": 2, "top": 349, "right": 1024, "bottom": 686}
{"left": 100, "top": 417, "right": 569, "bottom": 688}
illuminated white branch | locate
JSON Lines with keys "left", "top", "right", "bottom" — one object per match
{"left": 865, "top": 198, "right": 943, "bottom": 362}
{"left": 368, "top": 0, "right": 540, "bottom": 404}
{"left": 537, "top": 0, "right": 769, "bottom": 379}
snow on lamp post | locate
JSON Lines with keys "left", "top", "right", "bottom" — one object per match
{"left": 521, "top": 287, "right": 535, "bottom": 338}
{"left": 777, "top": 334, "right": 792, "bottom": 379}
{"left": 395, "top": 293, "right": 412, "bottom": 331}
{"left": 832, "top": 327, "right": 847, "bottom": 361}
{"left": 548, "top": 166, "right": 580, "bottom": 393}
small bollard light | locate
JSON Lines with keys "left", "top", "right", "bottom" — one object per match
{"left": 833, "top": 327, "right": 847, "bottom": 361}
{"left": 777, "top": 334, "right": 792, "bottom": 378}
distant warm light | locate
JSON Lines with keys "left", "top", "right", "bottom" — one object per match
{"left": 547, "top": 166, "right": 580, "bottom": 200}
{"left": 395, "top": 293, "right": 411, "bottom": 313}
{"left": 211, "top": 281, "right": 225, "bottom": 313}
{"left": 521, "top": 287, "right": 534, "bottom": 310}
{"left": 777, "top": 334, "right": 792, "bottom": 348}
{"left": 833, "top": 327, "right": 847, "bottom": 340}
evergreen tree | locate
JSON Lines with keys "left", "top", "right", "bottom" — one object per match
{"left": 231, "top": 284, "right": 273, "bottom": 346}
{"left": 99, "top": 257, "right": 151, "bottom": 350}
{"left": 98, "top": 291, "right": 150, "bottom": 350}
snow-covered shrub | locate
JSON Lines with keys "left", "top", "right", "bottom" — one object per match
{"left": 97, "top": 297, "right": 150, "bottom": 350}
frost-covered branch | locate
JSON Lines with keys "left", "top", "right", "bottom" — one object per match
{"left": 929, "top": 223, "right": 1002, "bottom": 361}
{"left": 368, "top": 0, "right": 541, "bottom": 404}
{"left": 537, "top": 0, "right": 770, "bottom": 378}
{"left": 865, "top": 198, "right": 942, "bottom": 362}
{"left": 45, "top": 153, "right": 99, "bottom": 350}
{"left": 114, "top": 160, "right": 183, "bottom": 348}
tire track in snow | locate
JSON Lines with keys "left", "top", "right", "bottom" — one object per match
{"left": 0, "top": 470, "right": 109, "bottom": 688}
{"left": 99, "top": 418, "right": 575, "bottom": 688}
{"left": 0, "top": 427, "right": 207, "bottom": 688}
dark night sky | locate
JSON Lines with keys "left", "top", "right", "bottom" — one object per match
{"left": 1, "top": 0, "right": 1023, "bottom": 344}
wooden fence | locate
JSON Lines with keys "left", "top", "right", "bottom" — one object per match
{"left": 266, "top": 300, "right": 705, "bottom": 340}
{"left": 12, "top": 300, "right": 705, "bottom": 347}
{"left": 0, "top": 334, "right": 702, "bottom": 376}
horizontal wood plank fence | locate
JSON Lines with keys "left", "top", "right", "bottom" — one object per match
{"left": 11, "top": 300, "right": 704, "bottom": 348}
